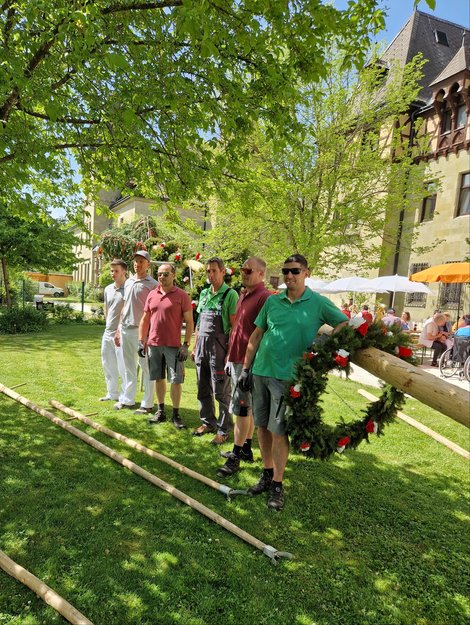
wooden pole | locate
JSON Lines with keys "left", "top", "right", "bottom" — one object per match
{"left": 352, "top": 347, "right": 469, "bottom": 428}
{"left": 0, "top": 384, "right": 291, "bottom": 564}
{"left": 49, "top": 400, "right": 234, "bottom": 497}
{"left": 0, "top": 549, "right": 94, "bottom": 625}
{"left": 358, "top": 388, "right": 470, "bottom": 460}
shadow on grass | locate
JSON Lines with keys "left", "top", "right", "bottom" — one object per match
{"left": 1, "top": 393, "right": 469, "bottom": 625}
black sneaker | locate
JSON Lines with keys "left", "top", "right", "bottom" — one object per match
{"left": 220, "top": 448, "right": 254, "bottom": 462}
{"left": 217, "top": 453, "right": 240, "bottom": 477}
{"left": 267, "top": 483, "right": 285, "bottom": 511}
{"left": 248, "top": 470, "right": 273, "bottom": 496}
{"left": 171, "top": 416, "right": 186, "bottom": 429}
{"left": 148, "top": 410, "right": 167, "bottom": 424}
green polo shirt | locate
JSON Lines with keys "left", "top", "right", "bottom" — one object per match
{"left": 196, "top": 283, "right": 239, "bottom": 334}
{"left": 252, "top": 288, "right": 348, "bottom": 380}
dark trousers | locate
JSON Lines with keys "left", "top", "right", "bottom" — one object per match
{"left": 431, "top": 340, "right": 446, "bottom": 364}
{"left": 195, "top": 335, "right": 232, "bottom": 435}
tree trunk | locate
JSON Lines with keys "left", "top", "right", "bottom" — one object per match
{"left": 352, "top": 347, "right": 469, "bottom": 428}
{"left": 0, "top": 256, "right": 11, "bottom": 307}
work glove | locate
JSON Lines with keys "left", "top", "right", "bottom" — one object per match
{"left": 137, "top": 341, "right": 146, "bottom": 358}
{"left": 224, "top": 363, "right": 231, "bottom": 377}
{"left": 177, "top": 343, "right": 189, "bottom": 362}
{"left": 237, "top": 368, "right": 251, "bottom": 393}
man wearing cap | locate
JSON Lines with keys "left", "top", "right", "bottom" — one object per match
{"left": 114, "top": 250, "right": 157, "bottom": 412}
{"left": 240, "top": 253, "right": 348, "bottom": 510}
{"left": 382, "top": 308, "right": 402, "bottom": 328}
{"left": 138, "top": 263, "right": 194, "bottom": 429}
{"left": 99, "top": 258, "right": 127, "bottom": 402}
{"left": 191, "top": 257, "right": 238, "bottom": 444}
{"left": 217, "top": 256, "right": 271, "bottom": 476}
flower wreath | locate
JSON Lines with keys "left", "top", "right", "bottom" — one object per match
{"left": 284, "top": 315, "right": 415, "bottom": 460}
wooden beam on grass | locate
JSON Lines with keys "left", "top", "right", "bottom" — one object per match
{"left": 352, "top": 347, "right": 469, "bottom": 428}
{"left": 358, "top": 388, "right": 470, "bottom": 460}
{"left": 0, "top": 384, "right": 292, "bottom": 564}
{"left": 0, "top": 549, "right": 94, "bottom": 625}
{"left": 49, "top": 400, "right": 235, "bottom": 498}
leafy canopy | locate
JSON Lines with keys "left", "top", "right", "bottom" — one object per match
{"left": 0, "top": 0, "right": 393, "bottom": 218}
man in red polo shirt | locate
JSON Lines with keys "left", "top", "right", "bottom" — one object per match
{"left": 217, "top": 256, "right": 271, "bottom": 477}
{"left": 139, "top": 263, "right": 194, "bottom": 429}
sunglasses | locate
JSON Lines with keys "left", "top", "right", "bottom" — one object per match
{"left": 240, "top": 267, "right": 254, "bottom": 275}
{"left": 158, "top": 272, "right": 171, "bottom": 277}
{"left": 281, "top": 267, "right": 303, "bottom": 275}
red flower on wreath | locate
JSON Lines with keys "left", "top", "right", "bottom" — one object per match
{"left": 365, "top": 419, "right": 378, "bottom": 434}
{"left": 289, "top": 384, "right": 301, "bottom": 398}
{"left": 174, "top": 252, "right": 182, "bottom": 261}
{"left": 160, "top": 241, "right": 166, "bottom": 248}
{"left": 303, "top": 351, "right": 316, "bottom": 361}
{"left": 338, "top": 436, "right": 350, "bottom": 447}
{"left": 300, "top": 442, "right": 311, "bottom": 452}
{"left": 334, "top": 349, "right": 349, "bottom": 367}
{"left": 195, "top": 252, "right": 201, "bottom": 261}
{"left": 395, "top": 346, "right": 413, "bottom": 358}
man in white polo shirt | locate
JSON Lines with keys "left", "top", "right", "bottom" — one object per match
{"left": 99, "top": 258, "right": 127, "bottom": 402}
{"left": 114, "top": 250, "right": 157, "bottom": 412}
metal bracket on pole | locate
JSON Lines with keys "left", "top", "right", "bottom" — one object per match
{"left": 225, "top": 488, "right": 250, "bottom": 501}
{"left": 262, "top": 545, "right": 294, "bottom": 565}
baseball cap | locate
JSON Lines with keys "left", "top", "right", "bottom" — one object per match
{"left": 133, "top": 250, "right": 151, "bottom": 261}
{"left": 387, "top": 307, "right": 395, "bottom": 314}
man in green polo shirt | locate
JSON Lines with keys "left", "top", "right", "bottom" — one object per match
{"left": 241, "top": 254, "right": 348, "bottom": 510}
{"left": 191, "top": 257, "right": 238, "bottom": 444}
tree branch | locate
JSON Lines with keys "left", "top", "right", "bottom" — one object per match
{"left": 102, "top": 1, "right": 183, "bottom": 15}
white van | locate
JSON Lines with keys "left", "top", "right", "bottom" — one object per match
{"left": 38, "top": 281, "right": 65, "bottom": 297}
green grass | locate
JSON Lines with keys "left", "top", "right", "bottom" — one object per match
{"left": 0, "top": 326, "right": 469, "bottom": 625}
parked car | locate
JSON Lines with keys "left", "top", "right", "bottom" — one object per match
{"left": 37, "top": 281, "right": 65, "bottom": 297}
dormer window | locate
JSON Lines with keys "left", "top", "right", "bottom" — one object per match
{"left": 434, "top": 30, "right": 449, "bottom": 46}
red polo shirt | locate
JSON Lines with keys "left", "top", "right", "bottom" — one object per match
{"left": 227, "top": 282, "right": 271, "bottom": 364}
{"left": 144, "top": 285, "right": 192, "bottom": 347}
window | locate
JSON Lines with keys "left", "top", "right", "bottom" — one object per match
{"left": 457, "top": 172, "right": 470, "bottom": 216}
{"left": 441, "top": 101, "right": 452, "bottom": 133}
{"left": 406, "top": 263, "right": 429, "bottom": 306}
{"left": 456, "top": 103, "right": 467, "bottom": 129}
{"left": 420, "top": 182, "right": 438, "bottom": 222}
{"left": 438, "top": 282, "right": 462, "bottom": 311}
{"left": 434, "top": 30, "right": 449, "bottom": 46}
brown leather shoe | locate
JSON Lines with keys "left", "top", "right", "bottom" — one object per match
{"left": 210, "top": 433, "right": 229, "bottom": 445}
{"left": 192, "top": 424, "right": 217, "bottom": 437}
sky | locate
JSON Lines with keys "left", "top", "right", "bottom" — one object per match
{"left": 336, "top": 0, "right": 469, "bottom": 46}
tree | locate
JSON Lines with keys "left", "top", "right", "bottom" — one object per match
{"left": 205, "top": 52, "right": 430, "bottom": 274}
{"left": 0, "top": 213, "right": 79, "bottom": 306}
{"left": 0, "top": 0, "right": 396, "bottom": 220}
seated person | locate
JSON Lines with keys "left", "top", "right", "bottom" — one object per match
{"left": 401, "top": 311, "right": 411, "bottom": 332}
{"left": 419, "top": 313, "right": 448, "bottom": 366}
{"left": 455, "top": 314, "right": 470, "bottom": 337}
{"left": 382, "top": 307, "right": 402, "bottom": 327}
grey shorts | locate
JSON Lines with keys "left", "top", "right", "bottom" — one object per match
{"left": 228, "top": 362, "right": 251, "bottom": 417}
{"left": 252, "top": 374, "right": 287, "bottom": 436}
{"left": 148, "top": 345, "right": 185, "bottom": 384}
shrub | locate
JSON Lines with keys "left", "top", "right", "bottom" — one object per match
{"left": 0, "top": 306, "right": 49, "bottom": 334}
{"left": 50, "top": 304, "right": 84, "bottom": 324}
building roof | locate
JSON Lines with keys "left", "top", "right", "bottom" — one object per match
{"left": 381, "top": 10, "right": 470, "bottom": 102}
{"left": 429, "top": 45, "right": 470, "bottom": 86}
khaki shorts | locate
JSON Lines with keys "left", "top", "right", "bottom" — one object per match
{"left": 148, "top": 345, "right": 185, "bottom": 383}
{"left": 252, "top": 374, "right": 287, "bottom": 436}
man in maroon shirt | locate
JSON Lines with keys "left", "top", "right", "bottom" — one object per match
{"left": 218, "top": 256, "right": 271, "bottom": 477}
{"left": 139, "top": 263, "right": 194, "bottom": 429}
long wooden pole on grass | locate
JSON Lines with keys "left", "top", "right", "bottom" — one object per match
{"left": 0, "top": 549, "right": 94, "bottom": 625}
{"left": 50, "top": 400, "right": 239, "bottom": 499}
{"left": 352, "top": 347, "right": 469, "bottom": 428}
{"left": 0, "top": 384, "right": 292, "bottom": 564}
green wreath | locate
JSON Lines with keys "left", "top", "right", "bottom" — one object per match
{"left": 284, "top": 318, "right": 415, "bottom": 460}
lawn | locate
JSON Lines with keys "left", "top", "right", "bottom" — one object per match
{"left": 0, "top": 325, "right": 469, "bottom": 625}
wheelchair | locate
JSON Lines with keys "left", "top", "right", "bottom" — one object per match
{"left": 439, "top": 336, "right": 470, "bottom": 382}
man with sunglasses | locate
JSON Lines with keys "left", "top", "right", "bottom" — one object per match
{"left": 218, "top": 256, "right": 271, "bottom": 477}
{"left": 192, "top": 257, "right": 238, "bottom": 444}
{"left": 138, "top": 263, "right": 194, "bottom": 429}
{"left": 240, "top": 254, "right": 348, "bottom": 510}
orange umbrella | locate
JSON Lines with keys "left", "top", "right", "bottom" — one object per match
{"left": 409, "top": 262, "right": 470, "bottom": 284}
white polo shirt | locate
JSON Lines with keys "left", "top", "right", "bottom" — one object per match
{"left": 121, "top": 274, "right": 157, "bottom": 328}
